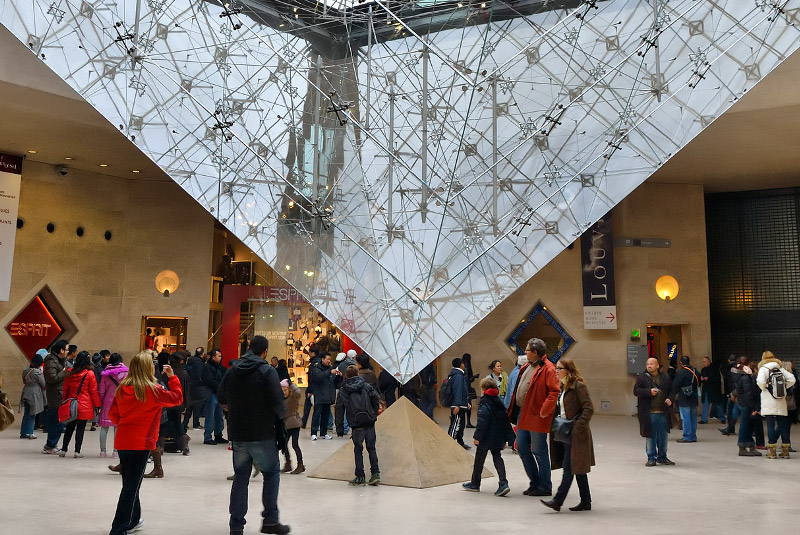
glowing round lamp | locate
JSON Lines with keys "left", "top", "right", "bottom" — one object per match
{"left": 155, "top": 270, "right": 180, "bottom": 297}
{"left": 655, "top": 275, "right": 679, "bottom": 302}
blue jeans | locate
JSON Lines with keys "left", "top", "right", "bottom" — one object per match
{"left": 516, "top": 429, "right": 551, "bottom": 493}
{"left": 646, "top": 412, "right": 669, "bottom": 462}
{"left": 700, "top": 390, "right": 725, "bottom": 423}
{"left": 204, "top": 394, "right": 224, "bottom": 442}
{"left": 230, "top": 440, "right": 281, "bottom": 531}
{"left": 21, "top": 402, "right": 35, "bottom": 436}
{"left": 45, "top": 407, "right": 64, "bottom": 449}
{"left": 765, "top": 415, "right": 790, "bottom": 444}
{"left": 552, "top": 442, "right": 591, "bottom": 506}
{"left": 679, "top": 405, "right": 697, "bottom": 441}
{"left": 737, "top": 404, "right": 756, "bottom": 447}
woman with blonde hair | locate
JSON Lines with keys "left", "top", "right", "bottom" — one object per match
{"left": 541, "top": 358, "right": 595, "bottom": 512}
{"left": 107, "top": 351, "right": 182, "bottom": 535}
{"left": 756, "top": 351, "right": 796, "bottom": 459}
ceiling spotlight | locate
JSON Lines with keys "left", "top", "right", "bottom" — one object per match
{"left": 64, "top": 157, "right": 74, "bottom": 160}
{"left": 132, "top": 170, "right": 140, "bottom": 173}
{"left": 99, "top": 163, "right": 109, "bottom": 167}
{"left": 307, "top": 271, "right": 314, "bottom": 277}
{"left": 27, "top": 150, "right": 37, "bottom": 154}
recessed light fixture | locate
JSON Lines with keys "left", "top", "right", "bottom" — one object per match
{"left": 99, "top": 163, "right": 109, "bottom": 167}
{"left": 27, "top": 150, "right": 37, "bottom": 154}
{"left": 64, "top": 157, "right": 74, "bottom": 160}
{"left": 132, "top": 170, "right": 140, "bottom": 173}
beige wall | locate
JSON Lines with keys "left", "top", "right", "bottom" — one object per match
{"left": 445, "top": 182, "right": 712, "bottom": 415}
{"left": 0, "top": 161, "right": 214, "bottom": 401}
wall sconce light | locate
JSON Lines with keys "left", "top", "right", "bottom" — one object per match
{"left": 155, "top": 270, "right": 180, "bottom": 297}
{"left": 655, "top": 275, "right": 679, "bottom": 302}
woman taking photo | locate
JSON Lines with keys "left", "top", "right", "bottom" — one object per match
{"left": 541, "top": 358, "right": 594, "bottom": 512}
{"left": 59, "top": 351, "right": 101, "bottom": 458}
{"left": 108, "top": 351, "right": 183, "bottom": 535}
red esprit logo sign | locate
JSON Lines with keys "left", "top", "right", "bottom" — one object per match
{"left": 6, "top": 296, "right": 63, "bottom": 360}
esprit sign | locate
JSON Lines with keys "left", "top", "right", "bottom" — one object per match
{"left": 6, "top": 295, "right": 63, "bottom": 360}
{"left": 581, "top": 213, "right": 617, "bottom": 330}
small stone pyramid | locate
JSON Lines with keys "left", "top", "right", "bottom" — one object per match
{"left": 308, "top": 396, "right": 492, "bottom": 488}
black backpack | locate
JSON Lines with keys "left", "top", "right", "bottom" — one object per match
{"left": 439, "top": 376, "right": 454, "bottom": 406}
{"left": 348, "top": 387, "right": 375, "bottom": 428}
{"left": 767, "top": 367, "right": 787, "bottom": 399}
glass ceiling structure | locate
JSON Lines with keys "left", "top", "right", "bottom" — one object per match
{"left": 2, "top": 0, "right": 799, "bottom": 381}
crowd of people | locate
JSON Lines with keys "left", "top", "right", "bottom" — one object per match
{"left": 5, "top": 333, "right": 799, "bottom": 533}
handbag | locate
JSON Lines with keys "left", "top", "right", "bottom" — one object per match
{"left": 0, "top": 390, "right": 15, "bottom": 431}
{"left": 274, "top": 418, "right": 289, "bottom": 451}
{"left": 57, "top": 374, "right": 87, "bottom": 424}
{"left": 550, "top": 398, "right": 579, "bottom": 444}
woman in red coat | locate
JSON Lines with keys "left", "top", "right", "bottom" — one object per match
{"left": 108, "top": 351, "right": 182, "bottom": 535}
{"left": 59, "top": 351, "right": 101, "bottom": 458}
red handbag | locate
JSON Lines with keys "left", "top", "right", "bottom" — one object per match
{"left": 58, "top": 375, "right": 87, "bottom": 424}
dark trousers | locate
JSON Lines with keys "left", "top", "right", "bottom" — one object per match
{"left": 311, "top": 402, "right": 331, "bottom": 436}
{"left": 62, "top": 419, "right": 87, "bottom": 453}
{"left": 724, "top": 397, "right": 740, "bottom": 433}
{"left": 301, "top": 395, "right": 313, "bottom": 427}
{"left": 737, "top": 404, "right": 756, "bottom": 447}
{"left": 110, "top": 450, "right": 149, "bottom": 535}
{"left": 384, "top": 389, "right": 397, "bottom": 407}
{"left": 766, "top": 415, "right": 791, "bottom": 444}
{"left": 230, "top": 440, "right": 281, "bottom": 530}
{"left": 552, "top": 442, "right": 591, "bottom": 506}
{"left": 352, "top": 426, "right": 379, "bottom": 477}
{"left": 45, "top": 407, "right": 64, "bottom": 449}
{"left": 182, "top": 399, "right": 202, "bottom": 429}
{"left": 420, "top": 387, "right": 436, "bottom": 419}
{"left": 448, "top": 408, "right": 466, "bottom": 445}
{"left": 471, "top": 447, "right": 506, "bottom": 487}
{"left": 284, "top": 428, "right": 303, "bottom": 464}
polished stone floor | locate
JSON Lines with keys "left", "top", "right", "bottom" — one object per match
{"left": 1, "top": 411, "right": 798, "bottom": 534}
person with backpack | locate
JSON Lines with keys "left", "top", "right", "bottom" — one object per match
{"left": 98, "top": 353, "right": 129, "bottom": 458}
{"left": 335, "top": 365, "right": 381, "bottom": 486}
{"left": 445, "top": 357, "right": 471, "bottom": 450}
{"left": 672, "top": 356, "right": 700, "bottom": 443}
{"left": 756, "top": 351, "right": 796, "bottom": 459}
{"left": 462, "top": 377, "right": 514, "bottom": 496}
{"left": 59, "top": 352, "right": 101, "bottom": 458}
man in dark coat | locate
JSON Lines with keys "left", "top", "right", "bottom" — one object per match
{"left": 633, "top": 357, "right": 675, "bottom": 466}
{"left": 309, "top": 353, "right": 340, "bottom": 440}
{"left": 447, "top": 358, "right": 470, "bottom": 450}
{"left": 720, "top": 354, "right": 740, "bottom": 435}
{"left": 183, "top": 347, "right": 206, "bottom": 431}
{"left": 699, "top": 357, "right": 725, "bottom": 424}
{"left": 218, "top": 335, "right": 290, "bottom": 535}
{"left": 672, "top": 356, "right": 699, "bottom": 443}
{"left": 201, "top": 349, "right": 227, "bottom": 445}
{"left": 378, "top": 369, "right": 399, "bottom": 407}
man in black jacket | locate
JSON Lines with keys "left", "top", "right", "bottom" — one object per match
{"left": 183, "top": 347, "right": 205, "bottom": 431}
{"left": 447, "top": 358, "right": 471, "bottom": 450}
{"left": 673, "top": 356, "right": 699, "bottom": 443}
{"left": 218, "top": 335, "right": 290, "bottom": 535}
{"left": 309, "top": 353, "right": 341, "bottom": 440}
{"left": 202, "top": 349, "right": 227, "bottom": 445}
{"left": 335, "top": 365, "right": 381, "bottom": 486}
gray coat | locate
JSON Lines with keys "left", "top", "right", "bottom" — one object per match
{"left": 20, "top": 367, "right": 46, "bottom": 415}
{"left": 43, "top": 354, "right": 67, "bottom": 408}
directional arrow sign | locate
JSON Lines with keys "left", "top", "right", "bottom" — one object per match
{"left": 584, "top": 306, "right": 618, "bottom": 330}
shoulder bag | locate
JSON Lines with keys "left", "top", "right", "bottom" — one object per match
{"left": 57, "top": 374, "right": 87, "bottom": 424}
{"left": 550, "top": 396, "right": 579, "bottom": 444}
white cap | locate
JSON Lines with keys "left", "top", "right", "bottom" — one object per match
{"left": 347, "top": 349, "right": 357, "bottom": 359}
{"left": 335, "top": 352, "right": 346, "bottom": 362}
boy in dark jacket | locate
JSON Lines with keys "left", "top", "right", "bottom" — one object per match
{"left": 463, "top": 377, "right": 513, "bottom": 496}
{"left": 335, "top": 365, "right": 381, "bottom": 486}
{"left": 447, "top": 357, "right": 471, "bottom": 449}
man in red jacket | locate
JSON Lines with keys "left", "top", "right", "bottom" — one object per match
{"left": 507, "top": 338, "right": 560, "bottom": 496}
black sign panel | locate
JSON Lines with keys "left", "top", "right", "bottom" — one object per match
{"left": 580, "top": 212, "right": 615, "bottom": 307}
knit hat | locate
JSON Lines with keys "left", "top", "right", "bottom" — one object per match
{"left": 31, "top": 354, "right": 44, "bottom": 368}
{"left": 335, "top": 352, "right": 346, "bottom": 362}
{"left": 346, "top": 349, "right": 357, "bottom": 359}
{"left": 280, "top": 379, "right": 289, "bottom": 388}
{"left": 36, "top": 348, "right": 48, "bottom": 358}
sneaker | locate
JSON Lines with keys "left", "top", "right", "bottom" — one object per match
{"left": 74, "top": 452, "right": 84, "bottom": 458}
{"left": 215, "top": 437, "right": 229, "bottom": 444}
{"left": 657, "top": 458, "right": 675, "bottom": 466}
{"left": 42, "top": 446, "right": 60, "bottom": 455}
{"left": 310, "top": 435, "right": 317, "bottom": 441}
{"left": 100, "top": 452, "right": 107, "bottom": 458}
{"left": 645, "top": 460, "right": 657, "bottom": 467}
{"left": 128, "top": 518, "right": 144, "bottom": 532}
{"left": 28, "top": 434, "right": 37, "bottom": 439}
{"left": 349, "top": 476, "right": 366, "bottom": 486}
{"left": 460, "top": 443, "right": 471, "bottom": 450}
{"left": 494, "top": 483, "right": 510, "bottom": 497}
{"left": 58, "top": 451, "right": 66, "bottom": 458}
{"left": 261, "top": 522, "right": 291, "bottom": 534}
{"left": 368, "top": 473, "right": 381, "bottom": 486}
{"left": 462, "top": 482, "right": 480, "bottom": 492}
{"left": 321, "top": 435, "right": 333, "bottom": 440}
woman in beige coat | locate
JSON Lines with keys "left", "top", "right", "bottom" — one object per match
{"left": 282, "top": 379, "right": 305, "bottom": 474}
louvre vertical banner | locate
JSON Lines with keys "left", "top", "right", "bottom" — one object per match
{"left": 581, "top": 212, "right": 617, "bottom": 329}
{"left": 0, "top": 153, "right": 22, "bottom": 302}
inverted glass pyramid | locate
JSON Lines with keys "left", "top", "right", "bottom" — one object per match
{"left": 2, "top": 0, "right": 798, "bottom": 381}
